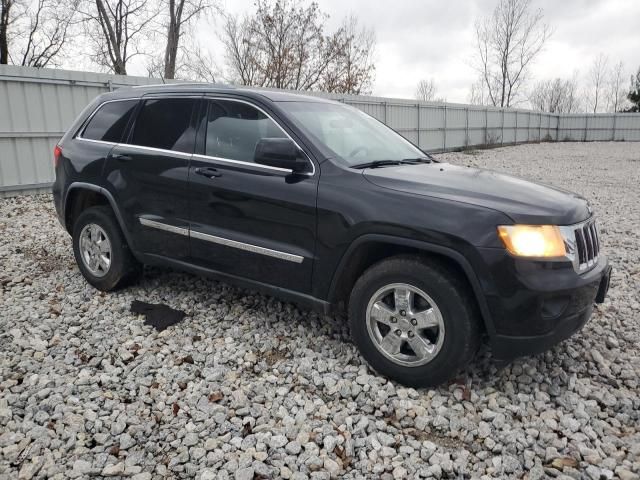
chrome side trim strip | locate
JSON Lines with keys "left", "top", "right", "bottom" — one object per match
{"left": 192, "top": 154, "right": 292, "bottom": 174}
{"left": 190, "top": 230, "right": 304, "bottom": 263}
{"left": 138, "top": 217, "right": 304, "bottom": 263}
{"left": 139, "top": 218, "right": 189, "bottom": 236}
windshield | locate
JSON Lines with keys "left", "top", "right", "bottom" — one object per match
{"left": 279, "top": 101, "right": 427, "bottom": 166}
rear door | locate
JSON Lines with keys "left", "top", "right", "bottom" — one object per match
{"left": 102, "top": 96, "right": 199, "bottom": 259}
{"left": 187, "top": 97, "right": 318, "bottom": 293}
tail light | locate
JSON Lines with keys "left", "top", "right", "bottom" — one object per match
{"left": 54, "top": 145, "right": 62, "bottom": 168}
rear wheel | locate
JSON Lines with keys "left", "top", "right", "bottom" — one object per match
{"left": 72, "top": 206, "right": 141, "bottom": 291}
{"left": 348, "top": 255, "right": 480, "bottom": 387}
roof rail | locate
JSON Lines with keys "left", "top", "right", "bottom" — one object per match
{"left": 131, "top": 82, "right": 235, "bottom": 89}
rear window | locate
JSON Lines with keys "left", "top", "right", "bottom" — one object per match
{"left": 130, "top": 98, "right": 196, "bottom": 153}
{"left": 81, "top": 100, "right": 138, "bottom": 142}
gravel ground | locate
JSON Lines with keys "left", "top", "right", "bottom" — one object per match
{"left": 1, "top": 141, "right": 639, "bottom": 480}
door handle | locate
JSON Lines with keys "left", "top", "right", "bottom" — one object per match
{"left": 112, "top": 153, "right": 133, "bottom": 162}
{"left": 195, "top": 167, "right": 222, "bottom": 178}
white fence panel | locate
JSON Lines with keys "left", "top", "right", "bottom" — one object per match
{"left": 1, "top": 65, "right": 639, "bottom": 196}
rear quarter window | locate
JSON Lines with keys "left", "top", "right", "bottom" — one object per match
{"left": 81, "top": 100, "right": 138, "bottom": 142}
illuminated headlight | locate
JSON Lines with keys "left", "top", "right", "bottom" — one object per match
{"left": 497, "top": 225, "right": 566, "bottom": 258}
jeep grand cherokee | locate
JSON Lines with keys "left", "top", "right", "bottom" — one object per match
{"left": 52, "top": 85, "right": 611, "bottom": 387}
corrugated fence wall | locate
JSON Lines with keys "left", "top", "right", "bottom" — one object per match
{"left": 1, "top": 65, "right": 639, "bottom": 197}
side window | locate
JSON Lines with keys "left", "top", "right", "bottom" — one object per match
{"left": 130, "top": 98, "right": 196, "bottom": 153}
{"left": 205, "top": 100, "right": 286, "bottom": 162}
{"left": 81, "top": 100, "right": 137, "bottom": 142}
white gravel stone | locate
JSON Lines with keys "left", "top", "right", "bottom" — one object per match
{"left": 235, "top": 466, "right": 254, "bottom": 480}
{"left": 0, "top": 142, "right": 639, "bottom": 479}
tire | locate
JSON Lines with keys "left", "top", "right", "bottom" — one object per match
{"left": 72, "top": 206, "right": 141, "bottom": 291}
{"left": 348, "top": 255, "right": 481, "bottom": 388}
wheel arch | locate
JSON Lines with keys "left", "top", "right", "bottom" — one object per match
{"left": 327, "top": 234, "right": 496, "bottom": 336}
{"left": 64, "top": 182, "right": 136, "bottom": 252}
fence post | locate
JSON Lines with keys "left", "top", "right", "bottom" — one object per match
{"left": 484, "top": 107, "right": 489, "bottom": 146}
{"left": 465, "top": 106, "right": 469, "bottom": 148}
{"left": 416, "top": 103, "right": 421, "bottom": 149}
{"left": 383, "top": 101, "right": 388, "bottom": 125}
{"left": 501, "top": 109, "right": 505, "bottom": 145}
{"left": 584, "top": 115, "right": 588, "bottom": 142}
{"left": 612, "top": 113, "right": 617, "bottom": 141}
{"left": 443, "top": 105, "right": 447, "bottom": 151}
{"left": 514, "top": 111, "right": 518, "bottom": 144}
{"left": 527, "top": 112, "right": 531, "bottom": 143}
{"left": 107, "top": 80, "right": 113, "bottom": 92}
{"left": 538, "top": 113, "right": 542, "bottom": 141}
{"left": 556, "top": 114, "right": 560, "bottom": 141}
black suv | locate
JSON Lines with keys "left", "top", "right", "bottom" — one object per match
{"left": 52, "top": 85, "right": 611, "bottom": 387}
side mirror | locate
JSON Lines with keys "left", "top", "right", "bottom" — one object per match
{"left": 254, "top": 138, "right": 309, "bottom": 173}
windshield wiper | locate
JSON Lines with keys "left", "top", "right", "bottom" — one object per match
{"left": 350, "top": 160, "right": 406, "bottom": 169}
{"left": 401, "top": 157, "right": 432, "bottom": 164}
{"left": 351, "top": 157, "right": 432, "bottom": 169}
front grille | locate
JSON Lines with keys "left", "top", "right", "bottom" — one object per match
{"left": 574, "top": 220, "right": 599, "bottom": 270}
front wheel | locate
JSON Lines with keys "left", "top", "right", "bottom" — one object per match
{"left": 348, "top": 256, "right": 481, "bottom": 387}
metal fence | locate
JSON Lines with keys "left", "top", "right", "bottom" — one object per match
{"left": 1, "top": 65, "right": 639, "bottom": 197}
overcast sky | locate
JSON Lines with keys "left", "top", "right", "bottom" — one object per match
{"left": 190, "top": 0, "right": 640, "bottom": 103}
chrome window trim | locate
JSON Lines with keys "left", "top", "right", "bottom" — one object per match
{"left": 120, "top": 143, "right": 193, "bottom": 159}
{"left": 76, "top": 137, "right": 117, "bottom": 147}
{"left": 139, "top": 217, "right": 304, "bottom": 264}
{"left": 139, "top": 218, "right": 189, "bottom": 236}
{"left": 203, "top": 96, "right": 316, "bottom": 176}
{"left": 192, "top": 153, "right": 292, "bottom": 174}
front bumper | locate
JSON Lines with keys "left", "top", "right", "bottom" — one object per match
{"left": 475, "top": 248, "right": 611, "bottom": 360}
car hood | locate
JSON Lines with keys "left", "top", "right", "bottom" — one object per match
{"left": 363, "top": 162, "right": 590, "bottom": 225}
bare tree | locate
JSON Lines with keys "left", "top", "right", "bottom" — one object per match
{"left": 221, "top": 0, "right": 374, "bottom": 93}
{"left": 80, "top": 0, "right": 157, "bottom": 74}
{"left": 529, "top": 75, "right": 578, "bottom": 113}
{"left": 474, "top": 0, "right": 551, "bottom": 107}
{"left": 468, "top": 78, "right": 489, "bottom": 105}
{"left": 179, "top": 40, "right": 219, "bottom": 82}
{"left": 161, "top": 0, "right": 211, "bottom": 79}
{"left": 587, "top": 53, "right": 608, "bottom": 113}
{"left": 415, "top": 78, "right": 437, "bottom": 101}
{"left": 19, "top": 0, "right": 78, "bottom": 67}
{"left": 0, "top": 0, "right": 16, "bottom": 64}
{"left": 1, "top": 0, "right": 77, "bottom": 67}
{"left": 607, "top": 61, "right": 627, "bottom": 112}
{"left": 627, "top": 66, "right": 640, "bottom": 112}
{"left": 320, "top": 15, "right": 376, "bottom": 94}
{"left": 220, "top": 13, "right": 261, "bottom": 86}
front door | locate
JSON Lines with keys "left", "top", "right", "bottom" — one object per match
{"left": 103, "top": 96, "right": 198, "bottom": 259}
{"left": 188, "top": 98, "right": 318, "bottom": 293}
